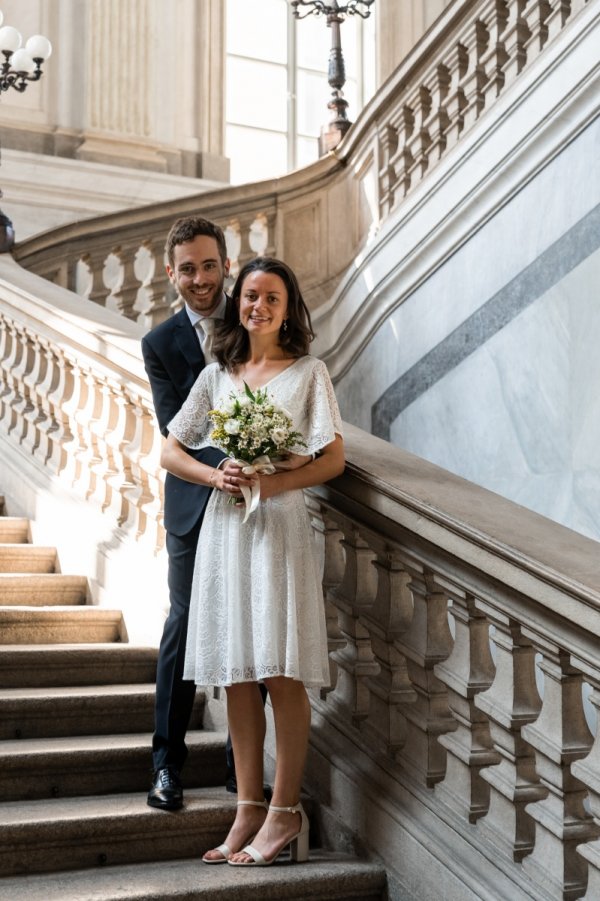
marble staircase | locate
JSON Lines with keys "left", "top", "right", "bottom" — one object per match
{"left": 0, "top": 497, "right": 386, "bottom": 900}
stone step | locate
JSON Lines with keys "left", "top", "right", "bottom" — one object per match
{"left": 0, "top": 849, "right": 386, "bottom": 900}
{"left": 0, "top": 730, "right": 227, "bottom": 802}
{"left": 0, "top": 606, "right": 124, "bottom": 644}
{"left": 0, "top": 543, "right": 57, "bottom": 573}
{"left": 0, "top": 643, "right": 158, "bottom": 687}
{"left": 0, "top": 683, "right": 204, "bottom": 740}
{"left": 0, "top": 573, "right": 88, "bottom": 606}
{"left": 0, "top": 517, "right": 29, "bottom": 543}
{"left": 0, "top": 787, "right": 234, "bottom": 878}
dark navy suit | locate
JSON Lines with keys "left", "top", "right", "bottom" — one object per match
{"left": 142, "top": 305, "right": 226, "bottom": 772}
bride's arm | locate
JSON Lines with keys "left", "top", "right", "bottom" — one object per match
{"left": 257, "top": 435, "right": 344, "bottom": 500}
{"left": 160, "top": 435, "right": 254, "bottom": 497}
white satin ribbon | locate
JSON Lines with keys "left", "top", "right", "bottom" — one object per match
{"left": 235, "top": 455, "right": 277, "bottom": 523}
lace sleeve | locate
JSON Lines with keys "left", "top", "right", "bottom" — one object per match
{"left": 292, "top": 358, "right": 343, "bottom": 455}
{"left": 167, "top": 367, "right": 215, "bottom": 450}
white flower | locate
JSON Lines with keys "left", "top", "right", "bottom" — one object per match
{"left": 238, "top": 395, "right": 252, "bottom": 407}
{"left": 271, "top": 427, "right": 288, "bottom": 444}
{"left": 224, "top": 419, "right": 241, "bottom": 435}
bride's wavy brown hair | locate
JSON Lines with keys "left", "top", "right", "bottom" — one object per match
{"left": 213, "top": 257, "right": 315, "bottom": 370}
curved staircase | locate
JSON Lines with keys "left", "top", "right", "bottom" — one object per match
{"left": 0, "top": 497, "right": 386, "bottom": 900}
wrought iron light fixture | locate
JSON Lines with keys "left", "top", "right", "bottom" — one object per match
{"left": 291, "top": 1, "right": 374, "bottom": 156}
{"left": 0, "top": 10, "right": 52, "bottom": 251}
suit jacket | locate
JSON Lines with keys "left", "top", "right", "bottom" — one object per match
{"left": 141, "top": 305, "right": 226, "bottom": 537}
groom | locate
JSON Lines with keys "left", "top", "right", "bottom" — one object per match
{"left": 142, "top": 215, "right": 237, "bottom": 809}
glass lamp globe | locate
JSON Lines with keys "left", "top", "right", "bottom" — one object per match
{"left": 26, "top": 35, "right": 52, "bottom": 61}
{"left": 0, "top": 25, "right": 22, "bottom": 53}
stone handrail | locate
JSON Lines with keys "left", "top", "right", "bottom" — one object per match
{"left": 12, "top": 0, "right": 593, "bottom": 330}
{"left": 2, "top": 256, "right": 600, "bottom": 897}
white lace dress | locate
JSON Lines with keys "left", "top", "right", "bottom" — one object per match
{"left": 167, "top": 355, "right": 343, "bottom": 688}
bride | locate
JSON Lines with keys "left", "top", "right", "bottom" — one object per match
{"left": 161, "top": 256, "right": 345, "bottom": 867}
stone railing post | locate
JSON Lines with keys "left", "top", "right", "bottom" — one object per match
{"left": 359, "top": 539, "right": 417, "bottom": 757}
{"left": 570, "top": 662, "right": 600, "bottom": 899}
{"left": 394, "top": 562, "right": 456, "bottom": 787}
{"left": 112, "top": 247, "right": 143, "bottom": 321}
{"left": 81, "top": 251, "right": 111, "bottom": 307}
{"left": 474, "top": 605, "right": 546, "bottom": 861}
{"left": 519, "top": 633, "right": 597, "bottom": 899}
{"left": 434, "top": 589, "right": 499, "bottom": 822}
{"left": 500, "top": 0, "right": 530, "bottom": 86}
{"left": 326, "top": 516, "right": 380, "bottom": 725}
{"left": 140, "top": 238, "right": 172, "bottom": 330}
{"left": 305, "top": 496, "right": 347, "bottom": 697}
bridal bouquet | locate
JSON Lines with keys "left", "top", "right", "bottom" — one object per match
{"left": 209, "top": 383, "right": 306, "bottom": 519}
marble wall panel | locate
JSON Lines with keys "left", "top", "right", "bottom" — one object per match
{"left": 335, "top": 119, "right": 600, "bottom": 541}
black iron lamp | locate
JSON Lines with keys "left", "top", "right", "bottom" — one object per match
{"left": 0, "top": 10, "right": 52, "bottom": 251}
{"left": 291, "top": 0, "right": 374, "bottom": 156}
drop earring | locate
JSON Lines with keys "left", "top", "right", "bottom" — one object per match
{"left": 283, "top": 319, "right": 288, "bottom": 332}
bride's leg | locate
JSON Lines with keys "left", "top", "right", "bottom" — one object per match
{"left": 229, "top": 676, "right": 310, "bottom": 864}
{"left": 202, "top": 682, "right": 267, "bottom": 862}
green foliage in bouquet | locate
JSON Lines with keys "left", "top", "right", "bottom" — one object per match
{"left": 209, "top": 383, "right": 306, "bottom": 463}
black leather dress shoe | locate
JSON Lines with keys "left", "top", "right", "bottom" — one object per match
{"left": 147, "top": 766, "right": 183, "bottom": 810}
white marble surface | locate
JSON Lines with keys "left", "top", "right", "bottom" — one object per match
{"left": 335, "top": 120, "right": 600, "bottom": 542}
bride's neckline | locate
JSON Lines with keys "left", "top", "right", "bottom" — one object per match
{"left": 226, "top": 356, "right": 304, "bottom": 392}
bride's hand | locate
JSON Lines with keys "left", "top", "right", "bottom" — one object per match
{"left": 274, "top": 452, "right": 313, "bottom": 471}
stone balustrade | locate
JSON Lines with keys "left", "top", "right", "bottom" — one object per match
{"left": 304, "top": 425, "right": 600, "bottom": 899}
{"left": 12, "top": 0, "right": 592, "bottom": 330}
{"left": 2, "top": 256, "right": 600, "bottom": 897}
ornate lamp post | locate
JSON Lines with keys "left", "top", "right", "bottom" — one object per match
{"left": 291, "top": 0, "right": 374, "bottom": 156}
{"left": 0, "top": 10, "right": 52, "bottom": 251}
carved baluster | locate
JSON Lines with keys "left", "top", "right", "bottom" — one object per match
{"left": 326, "top": 517, "right": 379, "bottom": 724}
{"left": 104, "top": 381, "right": 137, "bottom": 525}
{"left": 435, "top": 590, "right": 499, "bottom": 823}
{"left": 140, "top": 238, "right": 172, "bottom": 329}
{"left": 523, "top": 0, "right": 553, "bottom": 64}
{"left": 360, "top": 540, "right": 417, "bottom": 757}
{"left": 568, "top": 662, "right": 600, "bottom": 899}
{"left": 224, "top": 220, "right": 242, "bottom": 281}
{"left": 443, "top": 42, "right": 469, "bottom": 150}
{"left": 112, "top": 246, "right": 143, "bottom": 321}
{"left": 0, "top": 313, "right": 13, "bottom": 426}
{"left": 377, "top": 123, "right": 398, "bottom": 218}
{"left": 305, "top": 497, "right": 347, "bottom": 697}
{"left": 21, "top": 332, "right": 48, "bottom": 455}
{"left": 387, "top": 106, "right": 415, "bottom": 205}
{"left": 72, "top": 368, "right": 104, "bottom": 499}
{"left": 60, "top": 357, "right": 90, "bottom": 488}
{"left": 262, "top": 210, "right": 277, "bottom": 258}
{"left": 88, "top": 375, "right": 120, "bottom": 512}
{"left": 474, "top": 606, "right": 545, "bottom": 861}
{"left": 7, "top": 325, "right": 34, "bottom": 442}
{"left": 395, "top": 562, "right": 455, "bottom": 787}
{"left": 461, "top": 19, "right": 490, "bottom": 131}
{"left": 43, "top": 348, "right": 74, "bottom": 475}
{"left": 519, "top": 635, "right": 597, "bottom": 899}
{"left": 81, "top": 251, "right": 111, "bottom": 307}
{"left": 34, "top": 339, "right": 60, "bottom": 466}
{"left": 405, "top": 86, "right": 432, "bottom": 186}
{"left": 501, "top": 0, "right": 531, "bottom": 87}
{"left": 545, "top": 0, "right": 572, "bottom": 40}
{"left": 248, "top": 214, "right": 269, "bottom": 258}
{"left": 480, "top": 0, "right": 510, "bottom": 104}
{"left": 422, "top": 65, "right": 451, "bottom": 166}
{"left": 121, "top": 392, "right": 164, "bottom": 548}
